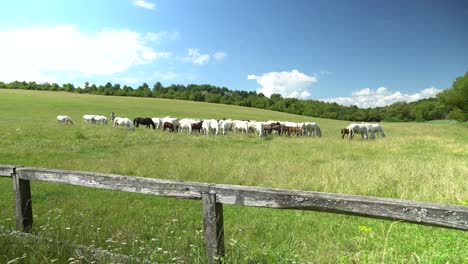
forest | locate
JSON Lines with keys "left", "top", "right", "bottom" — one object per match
{"left": 1, "top": 71, "right": 466, "bottom": 122}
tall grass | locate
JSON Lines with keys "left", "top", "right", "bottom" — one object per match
{"left": 0, "top": 89, "right": 467, "bottom": 263}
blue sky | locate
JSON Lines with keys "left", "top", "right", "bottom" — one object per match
{"left": 0, "top": 0, "right": 467, "bottom": 107}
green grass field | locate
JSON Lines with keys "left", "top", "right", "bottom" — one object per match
{"left": 0, "top": 89, "right": 467, "bottom": 263}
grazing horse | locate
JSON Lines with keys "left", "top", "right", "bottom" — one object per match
{"left": 262, "top": 123, "right": 273, "bottom": 135}
{"left": 202, "top": 119, "right": 219, "bottom": 136}
{"left": 94, "top": 115, "right": 108, "bottom": 125}
{"left": 304, "top": 122, "right": 322, "bottom": 137}
{"left": 151, "top": 118, "right": 162, "bottom": 129}
{"left": 285, "top": 125, "right": 304, "bottom": 137}
{"left": 134, "top": 117, "right": 155, "bottom": 129}
{"left": 362, "top": 123, "right": 386, "bottom": 139}
{"left": 191, "top": 121, "right": 203, "bottom": 134}
{"left": 219, "top": 119, "right": 233, "bottom": 135}
{"left": 270, "top": 122, "right": 282, "bottom": 135}
{"left": 163, "top": 122, "right": 175, "bottom": 132}
{"left": 83, "top": 114, "right": 96, "bottom": 124}
{"left": 113, "top": 117, "right": 135, "bottom": 129}
{"left": 57, "top": 115, "right": 73, "bottom": 125}
{"left": 232, "top": 120, "right": 249, "bottom": 134}
{"left": 371, "top": 124, "right": 385, "bottom": 138}
{"left": 347, "top": 123, "right": 368, "bottom": 140}
{"left": 341, "top": 128, "right": 350, "bottom": 139}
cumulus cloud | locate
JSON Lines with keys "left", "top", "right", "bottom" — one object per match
{"left": 247, "top": 69, "right": 317, "bottom": 99}
{"left": 0, "top": 25, "right": 169, "bottom": 83}
{"left": 322, "top": 86, "right": 441, "bottom": 108}
{"left": 182, "top": 48, "right": 210, "bottom": 65}
{"left": 144, "top": 31, "right": 180, "bottom": 42}
{"left": 213, "top": 51, "right": 227, "bottom": 61}
{"left": 134, "top": 0, "right": 155, "bottom": 10}
{"left": 181, "top": 49, "right": 227, "bottom": 65}
{"left": 154, "top": 71, "right": 179, "bottom": 80}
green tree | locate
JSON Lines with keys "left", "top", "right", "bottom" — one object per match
{"left": 63, "top": 83, "right": 75, "bottom": 92}
{"left": 447, "top": 108, "right": 467, "bottom": 121}
{"left": 136, "top": 83, "right": 152, "bottom": 97}
{"left": 438, "top": 71, "right": 468, "bottom": 111}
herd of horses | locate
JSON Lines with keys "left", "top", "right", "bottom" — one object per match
{"left": 120, "top": 116, "right": 322, "bottom": 140}
{"left": 56, "top": 113, "right": 386, "bottom": 140}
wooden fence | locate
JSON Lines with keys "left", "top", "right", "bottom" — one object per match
{"left": 1, "top": 165, "right": 467, "bottom": 263}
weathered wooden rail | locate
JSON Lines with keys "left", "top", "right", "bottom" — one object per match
{"left": 1, "top": 165, "right": 467, "bottom": 263}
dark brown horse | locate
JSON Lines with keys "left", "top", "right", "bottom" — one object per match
{"left": 270, "top": 122, "right": 282, "bottom": 135}
{"left": 341, "top": 128, "right": 350, "bottom": 139}
{"left": 191, "top": 121, "right": 203, "bottom": 134}
{"left": 163, "top": 122, "right": 175, "bottom": 132}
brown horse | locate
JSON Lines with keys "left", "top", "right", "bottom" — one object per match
{"left": 163, "top": 122, "right": 175, "bottom": 132}
{"left": 191, "top": 121, "right": 203, "bottom": 134}
{"left": 270, "top": 122, "right": 282, "bottom": 135}
{"left": 341, "top": 128, "right": 350, "bottom": 139}
{"left": 285, "top": 126, "right": 304, "bottom": 137}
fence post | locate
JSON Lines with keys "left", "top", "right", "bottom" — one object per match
{"left": 202, "top": 192, "right": 225, "bottom": 264}
{"left": 12, "top": 168, "right": 33, "bottom": 232}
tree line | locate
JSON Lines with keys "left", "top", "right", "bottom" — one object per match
{"left": 1, "top": 71, "right": 466, "bottom": 122}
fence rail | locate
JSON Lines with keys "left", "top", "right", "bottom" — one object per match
{"left": 1, "top": 165, "right": 467, "bottom": 263}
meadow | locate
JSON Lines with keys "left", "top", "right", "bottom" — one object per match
{"left": 0, "top": 89, "right": 467, "bottom": 263}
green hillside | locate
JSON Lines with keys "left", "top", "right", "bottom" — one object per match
{"left": 0, "top": 89, "right": 467, "bottom": 263}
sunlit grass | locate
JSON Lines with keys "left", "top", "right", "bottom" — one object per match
{"left": 0, "top": 89, "right": 467, "bottom": 263}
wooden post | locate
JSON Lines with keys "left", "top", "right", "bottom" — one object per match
{"left": 12, "top": 168, "right": 33, "bottom": 232}
{"left": 202, "top": 192, "right": 225, "bottom": 264}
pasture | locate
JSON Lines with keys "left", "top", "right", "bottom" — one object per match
{"left": 0, "top": 89, "right": 467, "bottom": 263}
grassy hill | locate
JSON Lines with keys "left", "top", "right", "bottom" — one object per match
{"left": 0, "top": 89, "right": 467, "bottom": 263}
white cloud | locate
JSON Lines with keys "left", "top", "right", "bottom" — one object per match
{"left": 322, "top": 86, "right": 441, "bottom": 108}
{"left": 213, "top": 51, "right": 227, "bottom": 61}
{"left": 182, "top": 48, "right": 211, "bottom": 65}
{"left": 134, "top": 0, "right": 155, "bottom": 10}
{"left": 144, "top": 31, "right": 180, "bottom": 42}
{"left": 0, "top": 25, "right": 169, "bottom": 83}
{"left": 247, "top": 69, "right": 317, "bottom": 99}
{"left": 154, "top": 71, "right": 179, "bottom": 80}
{"left": 181, "top": 49, "right": 227, "bottom": 65}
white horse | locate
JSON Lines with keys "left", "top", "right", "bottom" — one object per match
{"left": 83, "top": 114, "right": 97, "bottom": 124}
{"left": 219, "top": 119, "right": 234, "bottom": 135}
{"left": 363, "top": 123, "right": 385, "bottom": 139}
{"left": 94, "top": 115, "right": 108, "bottom": 125}
{"left": 151, "top": 118, "right": 162, "bottom": 129}
{"left": 251, "top": 121, "right": 266, "bottom": 140}
{"left": 113, "top": 117, "right": 135, "bottom": 129}
{"left": 57, "top": 115, "right": 73, "bottom": 125}
{"left": 232, "top": 120, "right": 249, "bottom": 134}
{"left": 372, "top": 124, "right": 385, "bottom": 138}
{"left": 347, "top": 123, "right": 368, "bottom": 140}
{"left": 176, "top": 118, "right": 201, "bottom": 134}
{"left": 202, "top": 119, "right": 219, "bottom": 136}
